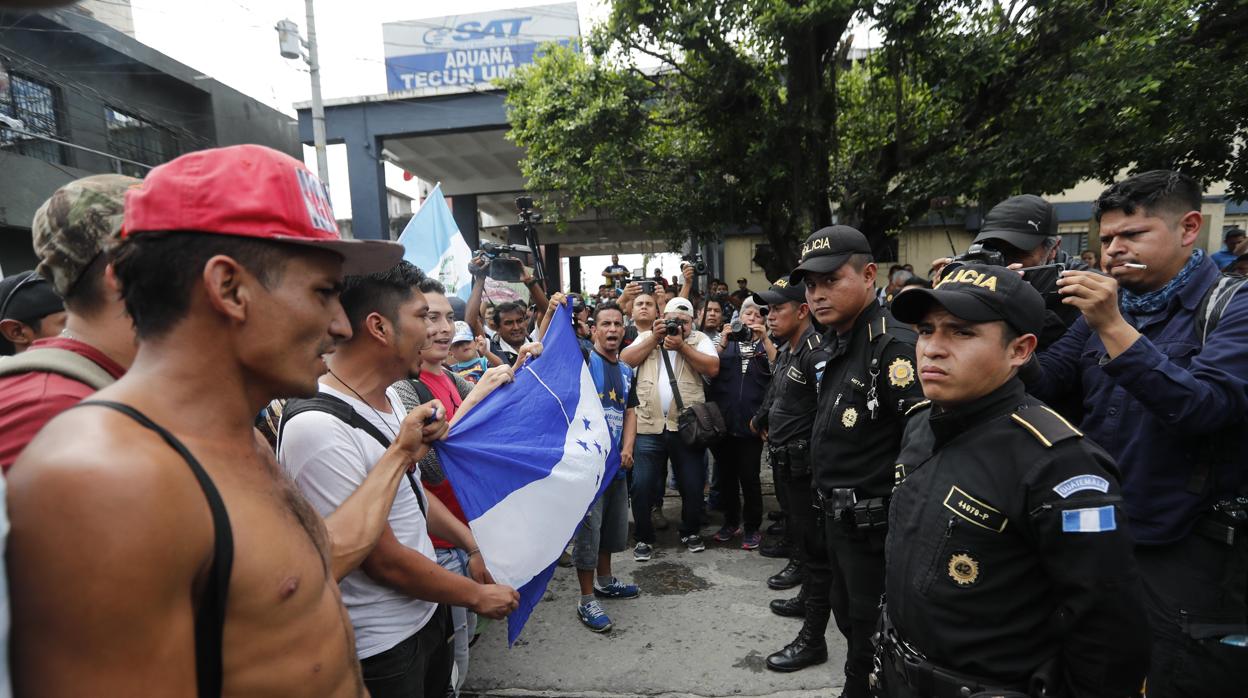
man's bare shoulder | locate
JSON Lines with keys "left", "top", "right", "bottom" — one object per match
{"left": 10, "top": 403, "right": 212, "bottom": 533}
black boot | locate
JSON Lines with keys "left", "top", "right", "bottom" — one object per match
{"left": 769, "top": 595, "right": 805, "bottom": 618}
{"left": 765, "top": 619, "right": 829, "bottom": 672}
{"left": 767, "top": 559, "right": 804, "bottom": 590}
{"left": 766, "top": 519, "right": 786, "bottom": 536}
{"left": 759, "top": 537, "right": 791, "bottom": 559}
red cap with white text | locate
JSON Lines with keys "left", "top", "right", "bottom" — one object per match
{"left": 123, "top": 144, "right": 403, "bottom": 274}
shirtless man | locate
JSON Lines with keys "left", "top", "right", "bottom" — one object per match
{"left": 7, "top": 145, "right": 432, "bottom": 696}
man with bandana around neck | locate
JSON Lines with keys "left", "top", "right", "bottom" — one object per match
{"left": 1022, "top": 170, "right": 1248, "bottom": 697}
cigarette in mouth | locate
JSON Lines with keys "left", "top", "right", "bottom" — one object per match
{"left": 1121, "top": 263, "right": 1148, "bottom": 270}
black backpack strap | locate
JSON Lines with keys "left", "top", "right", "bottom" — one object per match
{"left": 1196, "top": 274, "right": 1247, "bottom": 344}
{"left": 70, "top": 400, "right": 232, "bottom": 698}
{"left": 279, "top": 393, "right": 427, "bottom": 517}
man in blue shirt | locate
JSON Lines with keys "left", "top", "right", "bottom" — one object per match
{"left": 571, "top": 301, "right": 641, "bottom": 632}
{"left": 1024, "top": 170, "right": 1248, "bottom": 697}
{"left": 1211, "top": 226, "right": 1244, "bottom": 271}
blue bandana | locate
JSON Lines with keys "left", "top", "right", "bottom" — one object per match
{"left": 1119, "top": 249, "right": 1204, "bottom": 315}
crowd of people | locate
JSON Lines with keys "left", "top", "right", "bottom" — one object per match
{"left": 0, "top": 139, "right": 1243, "bottom": 698}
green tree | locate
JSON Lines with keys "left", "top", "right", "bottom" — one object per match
{"left": 503, "top": 0, "right": 1248, "bottom": 280}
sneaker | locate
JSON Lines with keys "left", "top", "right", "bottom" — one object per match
{"left": 713, "top": 524, "right": 742, "bottom": 543}
{"left": 742, "top": 530, "right": 762, "bottom": 550}
{"left": 633, "top": 542, "right": 653, "bottom": 562}
{"left": 577, "top": 600, "right": 613, "bottom": 633}
{"left": 651, "top": 506, "right": 669, "bottom": 531}
{"left": 681, "top": 534, "right": 706, "bottom": 553}
{"left": 594, "top": 578, "right": 641, "bottom": 599}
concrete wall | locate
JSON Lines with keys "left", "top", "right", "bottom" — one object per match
{"left": 722, "top": 235, "right": 774, "bottom": 289}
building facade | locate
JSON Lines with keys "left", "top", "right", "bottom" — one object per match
{"left": 0, "top": 7, "right": 300, "bottom": 274}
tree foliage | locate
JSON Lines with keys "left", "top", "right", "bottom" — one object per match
{"left": 502, "top": 0, "right": 1248, "bottom": 280}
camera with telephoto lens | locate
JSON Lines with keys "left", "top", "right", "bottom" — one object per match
{"left": 472, "top": 241, "right": 532, "bottom": 283}
{"left": 726, "top": 320, "right": 753, "bottom": 342}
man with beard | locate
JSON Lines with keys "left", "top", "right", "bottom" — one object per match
{"left": 8, "top": 145, "right": 442, "bottom": 696}
{"left": 281, "top": 262, "right": 520, "bottom": 698}
{"left": 391, "top": 278, "right": 517, "bottom": 694}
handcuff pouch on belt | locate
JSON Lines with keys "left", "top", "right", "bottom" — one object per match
{"left": 821, "top": 488, "right": 890, "bottom": 533}
{"left": 769, "top": 440, "right": 811, "bottom": 478}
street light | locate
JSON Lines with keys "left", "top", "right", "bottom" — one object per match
{"left": 276, "top": 2, "right": 328, "bottom": 186}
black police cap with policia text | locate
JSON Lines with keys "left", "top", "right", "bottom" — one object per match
{"left": 890, "top": 263, "right": 1045, "bottom": 337}
{"left": 788, "top": 225, "right": 872, "bottom": 283}
{"left": 751, "top": 278, "right": 807, "bottom": 306}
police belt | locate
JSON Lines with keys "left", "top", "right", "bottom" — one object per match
{"left": 767, "top": 440, "right": 810, "bottom": 468}
{"left": 873, "top": 612, "right": 1045, "bottom": 698}
{"left": 816, "top": 488, "right": 889, "bottom": 532}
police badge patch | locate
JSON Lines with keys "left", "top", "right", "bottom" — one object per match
{"left": 948, "top": 552, "right": 979, "bottom": 586}
{"left": 842, "top": 407, "right": 858, "bottom": 428}
{"left": 888, "top": 357, "right": 915, "bottom": 388}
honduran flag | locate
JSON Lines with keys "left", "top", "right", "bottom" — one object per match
{"left": 434, "top": 302, "right": 620, "bottom": 644}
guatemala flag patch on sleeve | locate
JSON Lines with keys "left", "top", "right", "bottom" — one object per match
{"left": 1061, "top": 506, "right": 1117, "bottom": 533}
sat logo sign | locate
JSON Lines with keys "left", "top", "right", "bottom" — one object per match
{"left": 383, "top": 3, "right": 580, "bottom": 93}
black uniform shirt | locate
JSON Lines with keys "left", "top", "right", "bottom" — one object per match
{"left": 811, "top": 302, "right": 925, "bottom": 499}
{"left": 885, "top": 379, "right": 1149, "bottom": 696}
{"left": 755, "top": 325, "right": 829, "bottom": 446}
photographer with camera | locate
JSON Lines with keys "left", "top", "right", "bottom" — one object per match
{"left": 933, "top": 195, "right": 1089, "bottom": 351}
{"left": 621, "top": 297, "right": 720, "bottom": 557}
{"left": 707, "top": 298, "right": 772, "bottom": 550}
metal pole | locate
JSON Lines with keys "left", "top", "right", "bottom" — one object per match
{"left": 305, "top": 0, "right": 329, "bottom": 185}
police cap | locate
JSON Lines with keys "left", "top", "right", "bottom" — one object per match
{"left": 788, "top": 225, "right": 872, "bottom": 283}
{"left": 751, "top": 278, "right": 806, "bottom": 306}
{"left": 891, "top": 263, "right": 1044, "bottom": 336}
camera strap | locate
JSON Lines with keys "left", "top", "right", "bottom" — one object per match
{"left": 660, "top": 345, "right": 686, "bottom": 413}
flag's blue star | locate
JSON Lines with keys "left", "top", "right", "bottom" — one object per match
{"left": 582, "top": 417, "right": 592, "bottom": 431}
{"left": 576, "top": 440, "right": 589, "bottom": 452}
{"left": 593, "top": 441, "right": 602, "bottom": 454}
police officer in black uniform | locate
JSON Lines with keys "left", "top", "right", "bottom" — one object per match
{"left": 749, "top": 279, "right": 834, "bottom": 672}
{"left": 876, "top": 264, "right": 1150, "bottom": 697}
{"left": 790, "top": 226, "right": 926, "bottom": 697}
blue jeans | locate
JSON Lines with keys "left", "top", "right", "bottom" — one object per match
{"left": 435, "top": 548, "right": 477, "bottom": 695}
{"left": 631, "top": 429, "right": 707, "bottom": 541}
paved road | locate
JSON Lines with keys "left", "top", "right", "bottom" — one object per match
{"left": 463, "top": 475, "right": 847, "bottom": 698}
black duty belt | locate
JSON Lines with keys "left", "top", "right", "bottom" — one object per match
{"left": 816, "top": 488, "right": 889, "bottom": 533}
{"left": 873, "top": 617, "right": 1041, "bottom": 698}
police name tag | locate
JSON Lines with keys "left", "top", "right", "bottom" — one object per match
{"left": 943, "top": 486, "right": 1008, "bottom": 533}
{"left": 1061, "top": 506, "right": 1117, "bottom": 533}
{"left": 1052, "top": 475, "right": 1110, "bottom": 498}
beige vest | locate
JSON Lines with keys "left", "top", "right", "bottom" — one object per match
{"left": 634, "top": 330, "right": 711, "bottom": 435}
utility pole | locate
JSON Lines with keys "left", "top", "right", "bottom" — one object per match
{"left": 276, "top": 1, "right": 328, "bottom": 185}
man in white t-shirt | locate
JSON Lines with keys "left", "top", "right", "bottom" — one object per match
{"left": 620, "top": 297, "right": 720, "bottom": 556}
{"left": 280, "top": 261, "right": 519, "bottom": 698}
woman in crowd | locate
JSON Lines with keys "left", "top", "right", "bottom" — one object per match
{"left": 708, "top": 298, "right": 774, "bottom": 549}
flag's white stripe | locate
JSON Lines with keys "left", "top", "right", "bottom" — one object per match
{"left": 523, "top": 365, "right": 571, "bottom": 425}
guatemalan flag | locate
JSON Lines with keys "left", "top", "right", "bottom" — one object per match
{"left": 398, "top": 183, "right": 474, "bottom": 301}
{"left": 434, "top": 302, "right": 620, "bottom": 644}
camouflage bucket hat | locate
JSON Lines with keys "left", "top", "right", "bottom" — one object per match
{"left": 32, "top": 174, "right": 140, "bottom": 297}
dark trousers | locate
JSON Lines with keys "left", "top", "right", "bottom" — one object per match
{"left": 779, "top": 467, "right": 833, "bottom": 634}
{"left": 632, "top": 430, "right": 707, "bottom": 540}
{"left": 710, "top": 435, "right": 764, "bottom": 531}
{"left": 1136, "top": 530, "right": 1248, "bottom": 698}
{"left": 824, "top": 517, "right": 886, "bottom": 698}
{"left": 361, "top": 605, "right": 453, "bottom": 698}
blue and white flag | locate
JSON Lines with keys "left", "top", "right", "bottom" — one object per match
{"left": 398, "top": 184, "right": 474, "bottom": 300}
{"left": 434, "top": 303, "right": 620, "bottom": 644}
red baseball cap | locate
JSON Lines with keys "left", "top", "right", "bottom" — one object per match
{"left": 123, "top": 144, "right": 403, "bottom": 275}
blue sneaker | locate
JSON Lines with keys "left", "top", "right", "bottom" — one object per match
{"left": 577, "top": 600, "right": 613, "bottom": 632}
{"left": 594, "top": 578, "right": 641, "bottom": 599}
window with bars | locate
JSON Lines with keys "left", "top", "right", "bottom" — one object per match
{"left": 0, "top": 68, "right": 66, "bottom": 165}
{"left": 105, "top": 106, "right": 178, "bottom": 177}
